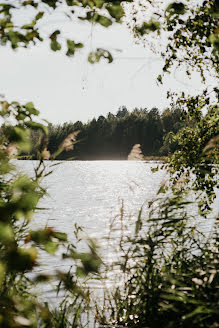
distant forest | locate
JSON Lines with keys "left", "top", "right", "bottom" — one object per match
{"left": 30, "top": 106, "right": 187, "bottom": 160}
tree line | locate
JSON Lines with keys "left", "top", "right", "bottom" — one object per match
{"left": 30, "top": 106, "right": 187, "bottom": 160}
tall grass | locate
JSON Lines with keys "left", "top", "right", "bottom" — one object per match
{"left": 94, "top": 191, "right": 218, "bottom": 328}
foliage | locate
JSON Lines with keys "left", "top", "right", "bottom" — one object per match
{"left": 162, "top": 0, "right": 219, "bottom": 80}
{"left": 127, "top": 0, "right": 219, "bottom": 208}
{"left": 128, "top": 0, "right": 218, "bottom": 80}
{"left": 0, "top": 0, "right": 218, "bottom": 327}
{"left": 0, "top": 98, "right": 103, "bottom": 327}
{"left": 0, "top": 1, "right": 131, "bottom": 325}
{"left": 95, "top": 193, "right": 219, "bottom": 328}
{"left": 168, "top": 89, "right": 219, "bottom": 216}
{"left": 93, "top": 1, "right": 219, "bottom": 327}
{"left": 0, "top": 0, "right": 131, "bottom": 63}
{"left": 26, "top": 106, "right": 186, "bottom": 160}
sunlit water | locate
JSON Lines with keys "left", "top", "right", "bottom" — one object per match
{"left": 18, "top": 160, "right": 167, "bottom": 237}
{"left": 15, "top": 160, "right": 218, "bottom": 308}
{"left": 15, "top": 161, "right": 165, "bottom": 289}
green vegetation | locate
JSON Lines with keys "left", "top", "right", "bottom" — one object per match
{"left": 0, "top": 0, "right": 131, "bottom": 326}
{"left": 26, "top": 106, "right": 185, "bottom": 160}
{"left": 93, "top": 1, "right": 219, "bottom": 327}
{"left": 0, "top": 0, "right": 218, "bottom": 327}
{"left": 0, "top": 0, "right": 127, "bottom": 63}
{"left": 96, "top": 193, "right": 218, "bottom": 328}
{"left": 0, "top": 99, "right": 101, "bottom": 326}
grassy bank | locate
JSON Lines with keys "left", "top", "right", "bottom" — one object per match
{"left": 143, "top": 155, "right": 167, "bottom": 161}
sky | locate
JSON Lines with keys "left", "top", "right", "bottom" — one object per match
{"left": 0, "top": 9, "right": 208, "bottom": 124}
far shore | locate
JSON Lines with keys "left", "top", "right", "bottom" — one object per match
{"left": 17, "top": 155, "right": 167, "bottom": 162}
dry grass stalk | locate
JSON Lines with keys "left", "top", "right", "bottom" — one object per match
{"left": 42, "top": 137, "right": 51, "bottom": 160}
{"left": 128, "top": 144, "right": 144, "bottom": 160}
{"left": 6, "top": 143, "right": 18, "bottom": 157}
{"left": 59, "top": 130, "right": 80, "bottom": 151}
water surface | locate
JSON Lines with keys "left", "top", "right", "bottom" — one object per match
{"left": 16, "top": 160, "right": 218, "bottom": 298}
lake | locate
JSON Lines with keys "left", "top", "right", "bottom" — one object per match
{"left": 16, "top": 161, "right": 166, "bottom": 292}
{"left": 16, "top": 160, "right": 218, "bottom": 305}
{"left": 18, "top": 160, "right": 167, "bottom": 241}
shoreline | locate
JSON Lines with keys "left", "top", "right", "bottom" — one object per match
{"left": 17, "top": 155, "right": 167, "bottom": 162}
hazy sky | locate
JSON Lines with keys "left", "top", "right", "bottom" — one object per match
{"left": 1, "top": 16, "right": 207, "bottom": 124}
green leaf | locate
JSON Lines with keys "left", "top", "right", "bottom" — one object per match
{"left": 50, "top": 30, "right": 60, "bottom": 39}
{"left": 0, "top": 262, "right": 6, "bottom": 288}
{"left": 13, "top": 126, "right": 31, "bottom": 152}
{"left": 30, "top": 229, "right": 51, "bottom": 244}
{"left": 8, "top": 31, "right": 21, "bottom": 49}
{"left": 97, "top": 15, "right": 112, "bottom": 27}
{"left": 66, "top": 0, "right": 74, "bottom": 5}
{"left": 0, "top": 100, "right": 9, "bottom": 116}
{"left": 135, "top": 206, "right": 143, "bottom": 235}
{"left": 94, "top": 0, "right": 104, "bottom": 9}
{"left": 135, "top": 19, "right": 160, "bottom": 35}
{"left": 22, "top": 22, "right": 35, "bottom": 29}
{"left": 107, "top": 4, "right": 124, "bottom": 21}
{"left": 157, "top": 185, "right": 166, "bottom": 194}
{"left": 166, "top": 2, "right": 186, "bottom": 16}
{"left": 53, "top": 232, "right": 68, "bottom": 241}
{"left": 25, "top": 121, "right": 48, "bottom": 135}
{"left": 44, "top": 241, "right": 58, "bottom": 254}
{"left": 42, "top": 0, "right": 57, "bottom": 9}
{"left": 35, "top": 12, "right": 44, "bottom": 20}
{"left": 157, "top": 74, "right": 163, "bottom": 84}
{"left": 16, "top": 112, "right": 26, "bottom": 121}
{"left": 209, "top": 32, "right": 219, "bottom": 51}
{"left": 25, "top": 102, "right": 40, "bottom": 116}
{"left": 88, "top": 48, "right": 113, "bottom": 64}
{"left": 66, "top": 39, "right": 83, "bottom": 57}
{"left": 151, "top": 166, "right": 159, "bottom": 173}
{"left": 0, "top": 223, "right": 14, "bottom": 244}
{"left": 50, "top": 39, "right": 61, "bottom": 51}
{"left": 9, "top": 247, "right": 38, "bottom": 271}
